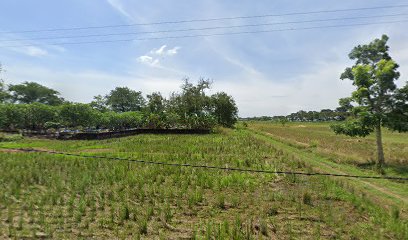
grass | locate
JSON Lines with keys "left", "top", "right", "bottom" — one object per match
{"left": 248, "top": 121, "right": 408, "bottom": 177}
{"left": 0, "top": 127, "right": 407, "bottom": 239}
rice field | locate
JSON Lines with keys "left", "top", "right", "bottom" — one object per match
{"left": 0, "top": 127, "right": 407, "bottom": 239}
{"left": 248, "top": 122, "right": 408, "bottom": 174}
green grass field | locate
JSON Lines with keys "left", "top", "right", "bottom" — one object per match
{"left": 249, "top": 122, "right": 408, "bottom": 175}
{"left": 0, "top": 124, "right": 407, "bottom": 239}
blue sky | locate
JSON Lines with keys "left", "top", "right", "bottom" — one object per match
{"left": 1, "top": 0, "right": 408, "bottom": 117}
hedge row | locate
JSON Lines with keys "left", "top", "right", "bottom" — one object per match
{"left": 0, "top": 103, "right": 217, "bottom": 131}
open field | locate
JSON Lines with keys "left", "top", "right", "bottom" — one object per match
{"left": 0, "top": 126, "right": 407, "bottom": 239}
{"left": 249, "top": 122, "right": 408, "bottom": 176}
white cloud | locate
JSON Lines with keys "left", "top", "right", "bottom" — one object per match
{"left": 3, "top": 45, "right": 49, "bottom": 57}
{"left": 137, "top": 55, "right": 159, "bottom": 66}
{"left": 150, "top": 45, "right": 181, "bottom": 57}
{"left": 0, "top": 33, "right": 65, "bottom": 57}
{"left": 151, "top": 45, "right": 167, "bottom": 55}
{"left": 137, "top": 45, "right": 181, "bottom": 67}
{"left": 26, "top": 47, "right": 48, "bottom": 57}
{"left": 166, "top": 47, "right": 181, "bottom": 56}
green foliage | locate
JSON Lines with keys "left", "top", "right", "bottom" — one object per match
{"left": 210, "top": 92, "right": 238, "bottom": 128}
{"left": 167, "top": 78, "right": 212, "bottom": 117}
{"left": 90, "top": 95, "right": 108, "bottom": 112}
{"left": 279, "top": 117, "right": 289, "bottom": 126}
{"left": 8, "top": 81, "right": 64, "bottom": 105}
{"left": 0, "top": 78, "right": 238, "bottom": 131}
{"left": 383, "top": 83, "right": 408, "bottom": 132}
{"left": 0, "top": 133, "right": 23, "bottom": 142}
{"left": 146, "top": 92, "right": 165, "bottom": 113}
{"left": 59, "top": 103, "right": 98, "bottom": 128}
{"left": 106, "top": 87, "right": 145, "bottom": 112}
{"left": 330, "top": 117, "right": 373, "bottom": 137}
{"left": 0, "top": 80, "right": 10, "bottom": 103}
{"left": 0, "top": 104, "right": 26, "bottom": 130}
{"left": 100, "top": 111, "right": 144, "bottom": 130}
{"left": 24, "top": 103, "right": 58, "bottom": 130}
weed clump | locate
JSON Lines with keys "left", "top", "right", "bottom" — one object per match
{"left": 391, "top": 207, "right": 400, "bottom": 220}
{"left": 303, "top": 192, "right": 312, "bottom": 205}
{"left": 216, "top": 194, "right": 226, "bottom": 209}
{"left": 267, "top": 206, "right": 278, "bottom": 216}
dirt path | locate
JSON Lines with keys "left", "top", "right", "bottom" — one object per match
{"left": 311, "top": 156, "right": 408, "bottom": 205}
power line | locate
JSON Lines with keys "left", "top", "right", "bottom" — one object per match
{"left": 2, "top": 4, "right": 408, "bottom": 34}
{"left": 1, "top": 13, "right": 406, "bottom": 43}
{"left": 1, "top": 19, "right": 407, "bottom": 48}
{"left": 1, "top": 147, "right": 407, "bottom": 181}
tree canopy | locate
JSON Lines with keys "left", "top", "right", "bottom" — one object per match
{"left": 8, "top": 81, "right": 64, "bottom": 105}
{"left": 106, "top": 87, "right": 145, "bottom": 112}
{"left": 210, "top": 92, "right": 238, "bottom": 128}
{"left": 0, "top": 77, "right": 239, "bottom": 131}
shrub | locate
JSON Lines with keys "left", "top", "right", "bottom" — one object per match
{"left": 303, "top": 192, "right": 312, "bottom": 205}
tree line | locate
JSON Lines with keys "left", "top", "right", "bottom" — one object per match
{"left": 243, "top": 108, "right": 349, "bottom": 122}
{"left": 0, "top": 75, "right": 238, "bottom": 131}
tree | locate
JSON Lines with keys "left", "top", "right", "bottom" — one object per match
{"left": 146, "top": 92, "right": 166, "bottom": 113}
{"left": 0, "top": 104, "right": 26, "bottom": 130}
{"left": 8, "top": 81, "right": 64, "bottom": 105}
{"left": 102, "top": 111, "right": 144, "bottom": 130}
{"left": 210, "top": 92, "right": 238, "bottom": 128}
{"left": 59, "top": 103, "right": 97, "bottom": 128}
{"left": 0, "top": 64, "right": 10, "bottom": 103}
{"left": 90, "top": 95, "right": 108, "bottom": 112}
{"left": 24, "top": 103, "right": 57, "bottom": 130}
{"left": 106, "top": 87, "right": 145, "bottom": 112}
{"left": 168, "top": 78, "right": 212, "bottom": 117}
{"left": 331, "top": 35, "right": 408, "bottom": 168}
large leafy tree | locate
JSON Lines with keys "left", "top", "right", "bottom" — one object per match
{"left": 331, "top": 35, "right": 408, "bottom": 168}
{"left": 168, "top": 78, "right": 212, "bottom": 117}
{"left": 106, "top": 87, "right": 145, "bottom": 112}
{"left": 210, "top": 92, "right": 238, "bottom": 128}
{"left": 8, "top": 81, "right": 64, "bottom": 105}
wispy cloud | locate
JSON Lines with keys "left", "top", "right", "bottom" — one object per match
{"left": 137, "top": 55, "right": 159, "bottom": 66}
{"left": 137, "top": 45, "right": 181, "bottom": 67}
{"left": 106, "top": 0, "right": 136, "bottom": 22}
{"left": 4, "top": 45, "right": 49, "bottom": 57}
{"left": 26, "top": 46, "right": 48, "bottom": 57}
{"left": 150, "top": 45, "right": 181, "bottom": 57}
{"left": 0, "top": 33, "right": 65, "bottom": 57}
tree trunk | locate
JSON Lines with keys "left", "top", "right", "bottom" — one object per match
{"left": 375, "top": 123, "right": 385, "bottom": 168}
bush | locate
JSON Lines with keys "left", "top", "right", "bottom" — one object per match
{"left": 0, "top": 133, "right": 23, "bottom": 142}
{"left": 59, "top": 103, "right": 98, "bottom": 128}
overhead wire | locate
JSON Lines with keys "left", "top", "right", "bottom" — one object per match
{"left": 1, "top": 19, "right": 407, "bottom": 48}
{"left": 1, "top": 147, "right": 407, "bottom": 181}
{"left": 0, "top": 13, "right": 407, "bottom": 43}
{"left": 1, "top": 4, "right": 408, "bottom": 34}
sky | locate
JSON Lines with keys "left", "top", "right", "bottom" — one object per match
{"left": 0, "top": 0, "right": 407, "bottom": 117}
